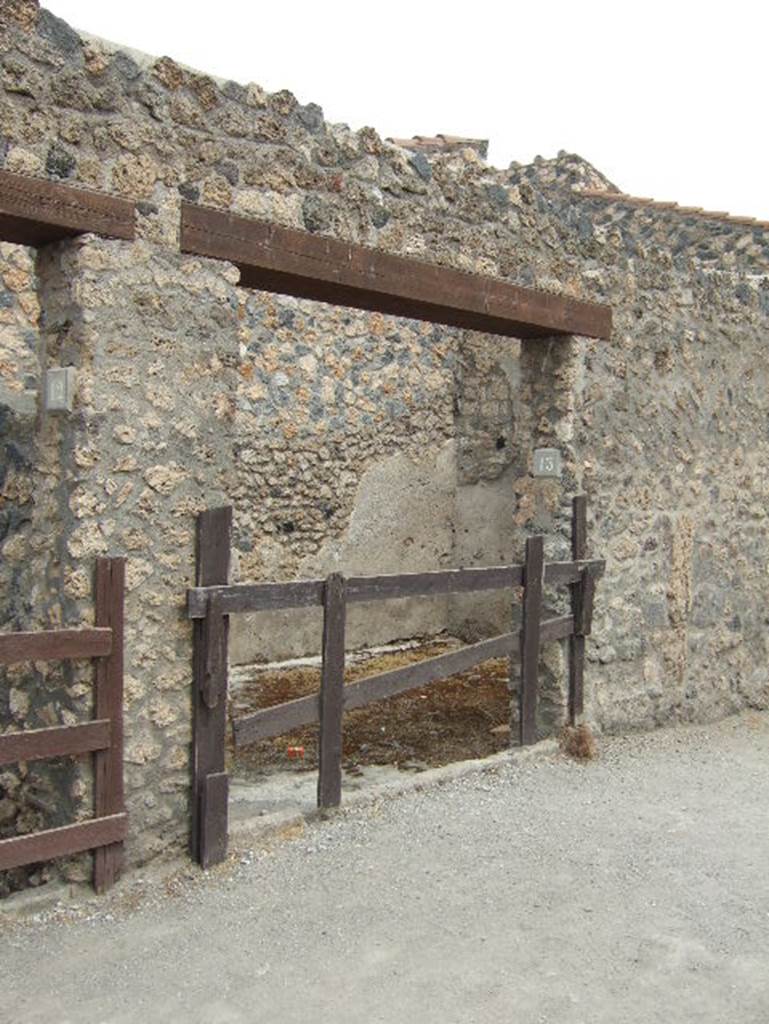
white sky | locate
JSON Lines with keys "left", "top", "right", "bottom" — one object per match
{"left": 47, "top": 0, "right": 769, "bottom": 220}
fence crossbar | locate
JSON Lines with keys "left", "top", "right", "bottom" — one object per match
{"left": 233, "top": 613, "right": 576, "bottom": 747}
{"left": 187, "top": 559, "right": 604, "bottom": 618}
{"left": 0, "top": 557, "right": 126, "bottom": 893}
{"left": 0, "top": 627, "right": 112, "bottom": 664}
{"left": 0, "top": 813, "right": 127, "bottom": 872}
{"left": 192, "top": 497, "right": 603, "bottom": 867}
{"left": 0, "top": 719, "right": 111, "bottom": 767}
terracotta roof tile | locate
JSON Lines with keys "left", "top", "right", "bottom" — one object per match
{"left": 576, "top": 189, "right": 768, "bottom": 229}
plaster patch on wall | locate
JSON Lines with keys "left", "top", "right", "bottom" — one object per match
{"left": 230, "top": 441, "right": 457, "bottom": 663}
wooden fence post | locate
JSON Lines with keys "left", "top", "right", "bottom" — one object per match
{"left": 94, "top": 556, "right": 125, "bottom": 894}
{"left": 192, "top": 507, "right": 232, "bottom": 868}
{"left": 317, "top": 573, "right": 346, "bottom": 809}
{"left": 519, "top": 535, "right": 544, "bottom": 746}
{"left": 569, "top": 495, "right": 587, "bottom": 724}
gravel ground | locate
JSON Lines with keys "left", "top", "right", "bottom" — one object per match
{"left": 3, "top": 711, "right": 769, "bottom": 1024}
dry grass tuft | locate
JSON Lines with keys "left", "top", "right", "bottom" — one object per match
{"left": 559, "top": 723, "right": 598, "bottom": 761}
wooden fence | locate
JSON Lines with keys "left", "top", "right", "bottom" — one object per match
{"left": 188, "top": 497, "right": 603, "bottom": 868}
{"left": 0, "top": 558, "right": 126, "bottom": 894}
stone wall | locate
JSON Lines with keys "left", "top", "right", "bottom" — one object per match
{"left": 1, "top": 0, "right": 768, "bottom": 883}
{"left": 0, "top": 238, "right": 97, "bottom": 894}
{"left": 0, "top": 240, "right": 40, "bottom": 627}
{"left": 229, "top": 296, "right": 459, "bottom": 662}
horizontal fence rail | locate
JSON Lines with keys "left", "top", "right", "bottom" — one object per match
{"left": 0, "top": 627, "right": 112, "bottom": 664}
{"left": 0, "top": 557, "right": 126, "bottom": 893}
{"left": 0, "top": 814, "right": 128, "bottom": 873}
{"left": 191, "top": 497, "right": 603, "bottom": 869}
{"left": 0, "top": 720, "right": 112, "bottom": 767}
{"left": 187, "top": 559, "right": 604, "bottom": 618}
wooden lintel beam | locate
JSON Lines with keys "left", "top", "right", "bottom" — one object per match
{"left": 0, "top": 170, "right": 135, "bottom": 247}
{"left": 180, "top": 203, "right": 612, "bottom": 340}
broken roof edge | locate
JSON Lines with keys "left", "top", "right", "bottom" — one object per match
{"left": 21, "top": 1, "right": 762, "bottom": 227}
{"left": 386, "top": 136, "right": 490, "bottom": 160}
{"left": 574, "top": 189, "right": 769, "bottom": 231}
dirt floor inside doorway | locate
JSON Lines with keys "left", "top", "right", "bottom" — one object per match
{"left": 228, "top": 637, "right": 514, "bottom": 781}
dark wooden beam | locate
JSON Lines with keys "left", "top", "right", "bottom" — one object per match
{"left": 569, "top": 495, "right": 588, "bottom": 723}
{"left": 186, "top": 558, "right": 606, "bottom": 619}
{"left": 0, "top": 627, "right": 112, "bottom": 664}
{"left": 93, "top": 556, "right": 126, "bottom": 894}
{"left": 317, "top": 573, "right": 347, "bottom": 809}
{"left": 192, "top": 506, "right": 232, "bottom": 869}
{"left": 0, "top": 813, "right": 127, "bottom": 872}
{"left": 519, "top": 535, "right": 544, "bottom": 746}
{"left": 180, "top": 204, "right": 612, "bottom": 340}
{"left": 0, "top": 719, "right": 111, "bottom": 767}
{"left": 0, "top": 170, "right": 135, "bottom": 247}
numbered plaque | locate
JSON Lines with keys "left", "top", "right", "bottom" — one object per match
{"left": 532, "top": 448, "right": 562, "bottom": 478}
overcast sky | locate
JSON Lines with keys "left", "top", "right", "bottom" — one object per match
{"left": 47, "top": 0, "right": 769, "bottom": 221}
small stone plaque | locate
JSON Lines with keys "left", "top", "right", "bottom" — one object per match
{"left": 533, "top": 448, "right": 561, "bottom": 478}
{"left": 44, "top": 367, "right": 76, "bottom": 413}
